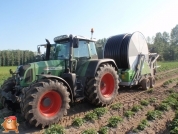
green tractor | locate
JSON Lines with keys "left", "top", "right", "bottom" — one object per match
{"left": 0, "top": 30, "right": 159, "bottom": 128}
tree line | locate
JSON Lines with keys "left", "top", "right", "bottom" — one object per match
{"left": 0, "top": 50, "right": 35, "bottom": 66}
{"left": 96, "top": 24, "right": 178, "bottom": 61}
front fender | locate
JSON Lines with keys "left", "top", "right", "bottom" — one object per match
{"left": 37, "top": 74, "right": 74, "bottom": 103}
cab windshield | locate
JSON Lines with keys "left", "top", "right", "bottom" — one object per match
{"left": 54, "top": 40, "right": 97, "bottom": 60}
{"left": 54, "top": 41, "right": 70, "bottom": 59}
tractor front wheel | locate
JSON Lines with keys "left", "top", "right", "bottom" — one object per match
{"left": 21, "top": 79, "right": 70, "bottom": 128}
{"left": 85, "top": 64, "right": 119, "bottom": 106}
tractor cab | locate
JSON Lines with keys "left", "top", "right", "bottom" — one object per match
{"left": 53, "top": 35, "right": 98, "bottom": 72}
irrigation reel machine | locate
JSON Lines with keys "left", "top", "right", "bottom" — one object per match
{"left": 0, "top": 30, "right": 159, "bottom": 127}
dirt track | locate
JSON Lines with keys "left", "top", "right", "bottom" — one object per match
{"left": 1, "top": 68, "right": 178, "bottom": 134}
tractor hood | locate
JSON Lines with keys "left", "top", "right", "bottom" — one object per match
{"left": 18, "top": 60, "right": 65, "bottom": 86}
{"left": 33, "top": 60, "right": 65, "bottom": 76}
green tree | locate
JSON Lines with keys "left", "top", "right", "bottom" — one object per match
{"left": 171, "top": 24, "right": 178, "bottom": 45}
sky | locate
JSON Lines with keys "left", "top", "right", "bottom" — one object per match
{"left": 0, "top": 0, "right": 178, "bottom": 52}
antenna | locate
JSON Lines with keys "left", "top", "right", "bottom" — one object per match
{"left": 91, "top": 28, "right": 94, "bottom": 39}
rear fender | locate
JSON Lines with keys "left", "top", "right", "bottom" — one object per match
{"left": 77, "top": 59, "right": 118, "bottom": 78}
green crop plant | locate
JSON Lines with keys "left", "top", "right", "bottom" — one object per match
{"left": 108, "top": 116, "right": 123, "bottom": 127}
{"left": 82, "top": 128, "right": 97, "bottom": 134}
{"left": 44, "top": 124, "right": 65, "bottom": 134}
{"left": 132, "top": 128, "right": 139, "bottom": 133}
{"left": 163, "top": 93, "right": 178, "bottom": 109}
{"left": 163, "top": 81, "right": 169, "bottom": 86}
{"left": 140, "top": 119, "right": 148, "bottom": 125}
{"left": 162, "top": 97, "right": 177, "bottom": 106}
{"left": 94, "top": 107, "right": 107, "bottom": 117}
{"left": 169, "top": 119, "right": 178, "bottom": 134}
{"left": 174, "top": 102, "right": 178, "bottom": 110}
{"left": 169, "top": 93, "right": 178, "bottom": 99}
{"left": 85, "top": 112, "right": 98, "bottom": 121}
{"left": 169, "top": 110, "right": 178, "bottom": 134}
{"left": 170, "top": 127, "right": 178, "bottom": 134}
{"left": 140, "top": 100, "right": 149, "bottom": 106}
{"left": 124, "top": 110, "right": 134, "bottom": 118}
{"left": 147, "top": 88, "right": 153, "bottom": 93}
{"left": 146, "top": 110, "right": 162, "bottom": 120}
{"left": 168, "top": 88, "right": 175, "bottom": 94}
{"left": 157, "top": 103, "right": 170, "bottom": 111}
{"left": 131, "top": 105, "right": 143, "bottom": 112}
{"left": 137, "top": 119, "right": 149, "bottom": 130}
{"left": 98, "top": 126, "right": 109, "bottom": 134}
{"left": 175, "top": 111, "right": 178, "bottom": 118}
{"left": 169, "top": 79, "right": 173, "bottom": 83}
{"left": 110, "top": 103, "right": 123, "bottom": 110}
{"left": 149, "top": 97, "right": 157, "bottom": 103}
{"left": 72, "top": 117, "right": 84, "bottom": 127}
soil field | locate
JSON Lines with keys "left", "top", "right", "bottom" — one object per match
{"left": 0, "top": 62, "right": 178, "bottom": 134}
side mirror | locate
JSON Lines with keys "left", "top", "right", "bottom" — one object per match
{"left": 38, "top": 47, "right": 41, "bottom": 54}
{"left": 73, "top": 37, "right": 79, "bottom": 48}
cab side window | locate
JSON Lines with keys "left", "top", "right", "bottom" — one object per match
{"left": 89, "top": 42, "right": 97, "bottom": 58}
{"left": 73, "top": 41, "right": 90, "bottom": 58}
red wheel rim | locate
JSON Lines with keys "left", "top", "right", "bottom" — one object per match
{"left": 100, "top": 73, "right": 115, "bottom": 98}
{"left": 39, "top": 91, "right": 62, "bottom": 117}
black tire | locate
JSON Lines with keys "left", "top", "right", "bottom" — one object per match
{"left": 20, "top": 87, "right": 29, "bottom": 116}
{"left": 149, "top": 76, "right": 155, "bottom": 88}
{"left": 85, "top": 64, "right": 119, "bottom": 106}
{"left": 141, "top": 78, "right": 150, "bottom": 90}
{"left": 22, "top": 79, "right": 70, "bottom": 128}
{"left": 0, "top": 77, "right": 16, "bottom": 109}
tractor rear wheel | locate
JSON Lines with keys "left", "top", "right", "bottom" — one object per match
{"left": 0, "top": 77, "right": 16, "bottom": 110}
{"left": 85, "top": 64, "right": 119, "bottom": 106}
{"left": 141, "top": 78, "right": 150, "bottom": 90}
{"left": 21, "top": 79, "right": 70, "bottom": 128}
{"left": 149, "top": 76, "right": 155, "bottom": 88}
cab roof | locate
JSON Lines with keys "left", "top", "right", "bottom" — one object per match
{"left": 54, "top": 35, "right": 96, "bottom": 42}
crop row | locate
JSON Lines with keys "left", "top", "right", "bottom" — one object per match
{"left": 133, "top": 90, "right": 178, "bottom": 133}
{"left": 169, "top": 111, "right": 178, "bottom": 134}
{"left": 43, "top": 98, "right": 155, "bottom": 134}
{"left": 155, "top": 69, "right": 178, "bottom": 81}
{"left": 157, "top": 61, "right": 178, "bottom": 73}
